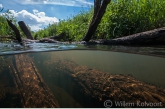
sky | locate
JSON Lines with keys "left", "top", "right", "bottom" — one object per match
{"left": 0, "top": 0, "right": 93, "bottom": 31}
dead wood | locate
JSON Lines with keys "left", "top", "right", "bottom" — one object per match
{"left": 18, "top": 21, "right": 34, "bottom": 40}
{"left": 49, "top": 32, "right": 66, "bottom": 41}
{"left": 39, "top": 38, "right": 59, "bottom": 43}
{"left": 103, "top": 27, "right": 165, "bottom": 45}
{"left": 82, "top": 0, "right": 111, "bottom": 41}
{"left": 6, "top": 19, "right": 22, "bottom": 44}
{"left": 41, "top": 55, "right": 165, "bottom": 108}
{"left": 8, "top": 54, "right": 60, "bottom": 107}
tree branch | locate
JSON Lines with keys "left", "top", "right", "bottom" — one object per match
{"left": 6, "top": 19, "right": 22, "bottom": 44}
{"left": 82, "top": 0, "right": 111, "bottom": 41}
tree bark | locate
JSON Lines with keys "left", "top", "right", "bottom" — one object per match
{"left": 92, "top": 0, "right": 101, "bottom": 23}
{"left": 6, "top": 19, "right": 22, "bottom": 43}
{"left": 102, "top": 27, "right": 165, "bottom": 45}
{"left": 8, "top": 54, "right": 59, "bottom": 107}
{"left": 82, "top": 0, "right": 111, "bottom": 41}
{"left": 18, "top": 21, "right": 34, "bottom": 40}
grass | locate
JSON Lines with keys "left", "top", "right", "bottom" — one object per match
{"left": 34, "top": 10, "right": 92, "bottom": 41}
{"left": 103, "top": 0, "right": 165, "bottom": 38}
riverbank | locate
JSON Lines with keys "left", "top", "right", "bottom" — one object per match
{"left": 18, "top": 26, "right": 165, "bottom": 46}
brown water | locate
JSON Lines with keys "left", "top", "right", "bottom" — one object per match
{"left": 0, "top": 46, "right": 165, "bottom": 107}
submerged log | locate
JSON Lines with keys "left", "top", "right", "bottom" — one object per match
{"left": 18, "top": 21, "right": 34, "bottom": 40}
{"left": 6, "top": 19, "right": 22, "bottom": 43}
{"left": 8, "top": 54, "right": 59, "bottom": 108}
{"left": 103, "top": 27, "right": 165, "bottom": 45}
{"left": 43, "top": 56, "right": 165, "bottom": 108}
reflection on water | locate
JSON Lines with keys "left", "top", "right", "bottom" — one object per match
{"left": 0, "top": 50, "right": 165, "bottom": 107}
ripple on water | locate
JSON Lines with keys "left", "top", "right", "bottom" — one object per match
{"left": 1, "top": 41, "right": 165, "bottom": 57}
{"left": 0, "top": 42, "right": 77, "bottom": 55}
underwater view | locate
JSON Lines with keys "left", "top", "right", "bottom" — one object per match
{"left": 1, "top": 0, "right": 165, "bottom": 108}
{"left": 0, "top": 42, "right": 165, "bottom": 108}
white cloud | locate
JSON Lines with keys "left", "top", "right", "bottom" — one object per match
{"left": 18, "top": 0, "right": 93, "bottom": 7}
{"left": 29, "top": 24, "right": 42, "bottom": 31}
{"left": 0, "top": 4, "right": 3, "bottom": 8}
{"left": 9, "top": 9, "right": 59, "bottom": 31}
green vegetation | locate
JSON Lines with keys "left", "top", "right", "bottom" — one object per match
{"left": 0, "top": 12, "right": 14, "bottom": 36}
{"left": 34, "top": 10, "right": 92, "bottom": 41}
{"left": 35, "top": 0, "right": 165, "bottom": 41}
{"left": 0, "top": 9, "right": 27, "bottom": 39}
{"left": 1, "top": 0, "right": 165, "bottom": 41}
{"left": 103, "top": 0, "right": 165, "bottom": 38}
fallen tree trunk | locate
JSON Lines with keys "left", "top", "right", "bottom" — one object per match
{"left": 18, "top": 21, "right": 34, "bottom": 40}
{"left": 39, "top": 38, "right": 59, "bottom": 43}
{"left": 6, "top": 19, "right": 22, "bottom": 44}
{"left": 102, "top": 27, "right": 165, "bottom": 45}
{"left": 49, "top": 32, "right": 66, "bottom": 41}
{"left": 42, "top": 55, "right": 165, "bottom": 108}
{"left": 8, "top": 54, "right": 59, "bottom": 108}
